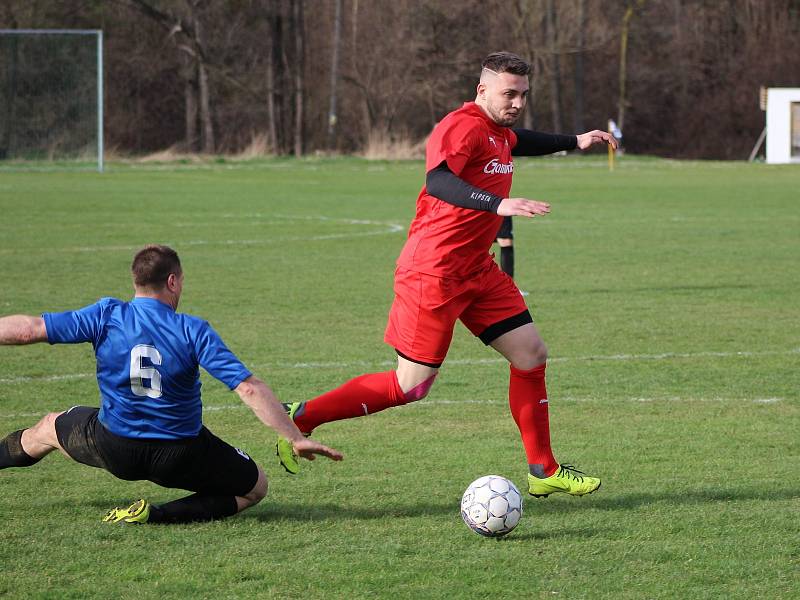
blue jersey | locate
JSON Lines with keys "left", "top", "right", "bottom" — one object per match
{"left": 43, "top": 297, "right": 252, "bottom": 440}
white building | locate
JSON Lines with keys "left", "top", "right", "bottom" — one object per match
{"left": 766, "top": 88, "right": 800, "bottom": 164}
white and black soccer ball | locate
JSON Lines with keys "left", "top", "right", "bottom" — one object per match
{"left": 460, "top": 475, "right": 523, "bottom": 537}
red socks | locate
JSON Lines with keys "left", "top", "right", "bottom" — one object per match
{"left": 293, "top": 364, "right": 558, "bottom": 479}
{"left": 508, "top": 364, "right": 558, "bottom": 477}
{"left": 293, "top": 371, "right": 407, "bottom": 433}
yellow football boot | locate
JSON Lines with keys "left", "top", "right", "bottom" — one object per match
{"left": 102, "top": 499, "right": 151, "bottom": 524}
{"left": 528, "top": 465, "right": 601, "bottom": 498}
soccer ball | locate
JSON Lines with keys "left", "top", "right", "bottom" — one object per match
{"left": 460, "top": 475, "right": 523, "bottom": 537}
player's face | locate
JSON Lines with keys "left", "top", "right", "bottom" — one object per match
{"left": 478, "top": 72, "right": 529, "bottom": 127}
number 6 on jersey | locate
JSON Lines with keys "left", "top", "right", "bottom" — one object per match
{"left": 130, "top": 344, "right": 163, "bottom": 398}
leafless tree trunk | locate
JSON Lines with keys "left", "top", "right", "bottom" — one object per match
{"left": 573, "top": 0, "right": 586, "bottom": 133}
{"left": 618, "top": 0, "right": 645, "bottom": 133}
{"left": 545, "top": 0, "right": 563, "bottom": 132}
{"left": 182, "top": 53, "right": 198, "bottom": 151}
{"left": 327, "top": 0, "right": 342, "bottom": 148}
{"left": 293, "top": 0, "right": 304, "bottom": 157}
{"left": 190, "top": 3, "right": 214, "bottom": 153}
{"left": 265, "top": 45, "right": 278, "bottom": 153}
{"left": 0, "top": 30, "right": 19, "bottom": 158}
{"left": 351, "top": 0, "right": 359, "bottom": 62}
{"left": 514, "top": 0, "right": 536, "bottom": 130}
{"left": 197, "top": 62, "right": 213, "bottom": 153}
{"left": 269, "top": 3, "right": 287, "bottom": 154}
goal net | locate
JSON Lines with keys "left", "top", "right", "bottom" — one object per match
{"left": 0, "top": 29, "right": 103, "bottom": 171}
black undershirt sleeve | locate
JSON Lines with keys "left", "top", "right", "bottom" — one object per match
{"left": 511, "top": 129, "right": 577, "bottom": 156}
{"left": 425, "top": 161, "right": 503, "bottom": 213}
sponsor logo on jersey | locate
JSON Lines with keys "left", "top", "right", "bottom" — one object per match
{"left": 484, "top": 158, "right": 514, "bottom": 174}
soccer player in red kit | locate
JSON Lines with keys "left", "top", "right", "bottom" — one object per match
{"left": 278, "top": 52, "right": 617, "bottom": 497}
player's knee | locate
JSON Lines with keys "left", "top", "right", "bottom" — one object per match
{"left": 247, "top": 468, "right": 268, "bottom": 505}
{"left": 511, "top": 341, "right": 548, "bottom": 370}
{"left": 533, "top": 341, "right": 548, "bottom": 364}
{"left": 403, "top": 373, "right": 438, "bottom": 402}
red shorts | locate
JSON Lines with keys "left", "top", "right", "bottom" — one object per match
{"left": 384, "top": 261, "right": 531, "bottom": 366}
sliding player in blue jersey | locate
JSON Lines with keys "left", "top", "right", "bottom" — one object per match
{"left": 0, "top": 244, "right": 342, "bottom": 524}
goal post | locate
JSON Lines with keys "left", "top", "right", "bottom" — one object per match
{"left": 0, "top": 29, "right": 103, "bottom": 172}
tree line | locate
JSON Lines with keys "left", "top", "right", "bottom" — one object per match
{"left": 1, "top": 0, "right": 798, "bottom": 160}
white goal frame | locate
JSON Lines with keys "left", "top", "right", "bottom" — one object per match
{"left": 0, "top": 29, "right": 104, "bottom": 172}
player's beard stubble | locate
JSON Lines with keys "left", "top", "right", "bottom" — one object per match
{"left": 485, "top": 101, "right": 522, "bottom": 127}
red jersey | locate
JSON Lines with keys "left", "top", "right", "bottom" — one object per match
{"left": 397, "top": 102, "right": 517, "bottom": 278}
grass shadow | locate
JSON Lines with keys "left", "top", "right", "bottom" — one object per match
{"left": 531, "top": 486, "right": 800, "bottom": 513}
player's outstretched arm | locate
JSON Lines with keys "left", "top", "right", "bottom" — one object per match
{"left": 0, "top": 315, "right": 48, "bottom": 345}
{"left": 576, "top": 130, "right": 618, "bottom": 150}
{"left": 234, "top": 376, "right": 343, "bottom": 463}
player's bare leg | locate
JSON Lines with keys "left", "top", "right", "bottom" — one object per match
{"left": 20, "top": 412, "right": 68, "bottom": 459}
{"left": 490, "top": 322, "right": 547, "bottom": 370}
{"left": 490, "top": 323, "right": 600, "bottom": 497}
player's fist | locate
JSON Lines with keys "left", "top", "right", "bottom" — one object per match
{"left": 497, "top": 198, "right": 550, "bottom": 218}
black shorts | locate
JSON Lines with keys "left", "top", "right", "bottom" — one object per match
{"left": 55, "top": 406, "right": 258, "bottom": 497}
{"left": 496, "top": 216, "right": 513, "bottom": 240}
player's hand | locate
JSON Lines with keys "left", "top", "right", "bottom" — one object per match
{"left": 497, "top": 198, "right": 550, "bottom": 218}
{"left": 292, "top": 437, "right": 344, "bottom": 462}
{"left": 576, "top": 130, "right": 618, "bottom": 150}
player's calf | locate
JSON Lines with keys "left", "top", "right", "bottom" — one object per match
{"left": 0, "top": 410, "right": 65, "bottom": 468}
{"left": 21, "top": 411, "right": 64, "bottom": 457}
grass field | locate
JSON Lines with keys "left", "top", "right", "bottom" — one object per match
{"left": 0, "top": 156, "right": 798, "bottom": 599}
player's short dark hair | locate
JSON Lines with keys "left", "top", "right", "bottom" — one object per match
{"left": 131, "top": 244, "right": 182, "bottom": 289}
{"left": 481, "top": 52, "right": 531, "bottom": 77}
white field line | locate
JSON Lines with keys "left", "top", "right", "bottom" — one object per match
{"left": 0, "top": 395, "right": 788, "bottom": 421}
{"left": 1, "top": 348, "right": 797, "bottom": 386}
{"left": 0, "top": 216, "right": 405, "bottom": 254}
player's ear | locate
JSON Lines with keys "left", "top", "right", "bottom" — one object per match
{"left": 476, "top": 82, "right": 487, "bottom": 98}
